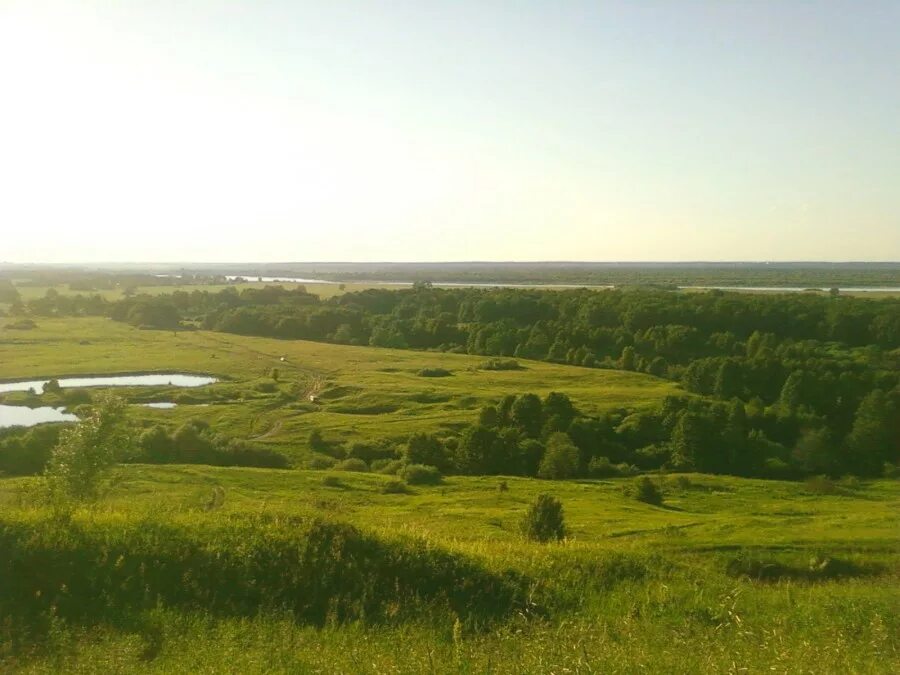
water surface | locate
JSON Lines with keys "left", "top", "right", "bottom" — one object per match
{"left": 0, "top": 373, "right": 218, "bottom": 395}
{"left": 0, "top": 405, "right": 77, "bottom": 428}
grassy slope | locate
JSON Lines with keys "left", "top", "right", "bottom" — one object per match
{"left": 1, "top": 467, "right": 897, "bottom": 673}
{"left": 0, "top": 317, "right": 678, "bottom": 458}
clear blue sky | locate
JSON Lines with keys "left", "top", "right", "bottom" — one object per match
{"left": 1, "top": 1, "right": 897, "bottom": 262}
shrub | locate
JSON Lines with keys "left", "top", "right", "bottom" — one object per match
{"left": 633, "top": 476, "right": 663, "bottom": 505}
{"left": 347, "top": 440, "right": 397, "bottom": 463}
{"left": 521, "top": 494, "right": 566, "bottom": 542}
{"left": 42, "top": 378, "right": 62, "bottom": 395}
{"left": 587, "top": 456, "right": 616, "bottom": 478}
{"left": 63, "top": 388, "right": 93, "bottom": 405}
{"left": 306, "top": 456, "right": 337, "bottom": 470}
{"left": 381, "top": 479, "right": 409, "bottom": 494}
{"left": 334, "top": 458, "right": 369, "bottom": 473}
{"left": 5, "top": 319, "right": 37, "bottom": 330}
{"left": 400, "top": 463, "right": 442, "bottom": 485}
{"left": 671, "top": 475, "right": 693, "bottom": 490}
{"left": 417, "top": 368, "right": 452, "bottom": 377}
{"left": 376, "top": 459, "right": 404, "bottom": 475}
{"left": 498, "top": 480, "right": 509, "bottom": 492}
{"left": 322, "top": 475, "right": 343, "bottom": 488}
{"left": 804, "top": 475, "right": 839, "bottom": 495}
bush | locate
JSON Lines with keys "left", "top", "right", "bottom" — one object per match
{"left": 376, "top": 459, "right": 404, "bottom": 475}
{"left": 633, "top": 477, "right": 663, "bottom": 505}
{"left": 322, "top": 475, "right": 343, "bottom": 488}
{"left": 400, "top": 463, "right": 442, "bottom": 485}
{"left": 587, "top": 456, "right": 616, "bottom": 478}
{"left": 520, "top": 494, "right": 566, "bottom": 542}
{"left": 417, "top": 368, "right": 452, "bottom": 377}
{"left": 63, "top": 388, "right": 93, "bottom": 405}
{"left": 5, "top": 319, "right": 37, "bottom": 330}
{"left": 381, "top": 479, "right": 409, "bottom": 494}
{"left": 306, "top": 456, "right": 337, "bottom": 470}
{"left": 804, "top": 475, "right": 839, "bottom": 495}
{"left": 333, "top": 458, "right": 369, "bottom": 473}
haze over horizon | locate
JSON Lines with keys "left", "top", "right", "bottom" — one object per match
{"left": 2, "top": 1, "right": 898, "bottom": 264}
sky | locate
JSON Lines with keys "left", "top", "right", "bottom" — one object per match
{"left": 1, "top": 0, "right": 898, "bottom": 263}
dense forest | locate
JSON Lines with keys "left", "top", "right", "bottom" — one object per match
{"left": 9, "top": 281, "right": 898, "bottom": 479}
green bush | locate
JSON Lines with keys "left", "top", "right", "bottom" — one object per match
{"left": 322, "top": 475, "right": 343, "bottom": 488}
{"left": 381, "top": 479, "right": 409, "bottom": 494}
{"left": 417, "top": 368, "right": 452, "bottom": 377}
{"left": 376, "top": 459, "right": 404, "bottom": 475}
{"left": 334, "top": 458, "right": 369, "bottom": 473}
{"left": 804, "top": 475, "right": 839, "bottom": 495}
{"left": 520, "top": 494, "right": 566, "bottom": 542}
{"left": 306, "top": 456, "right": 337, "bottom": 470}
{"left": 633, "top": 477, "right": 663, "bottom": 506}
{"left": 400, "top": 464, "right": 442, "bottom": 485}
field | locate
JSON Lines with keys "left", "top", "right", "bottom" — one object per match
{"left": 0, "top": 466, "right": 897, "bottom": 672}
{"left": 1, "top": 316, "right": 897, "bottom": 673}
{"left": 0, "top": 317, "right": 677, "bottom": 460}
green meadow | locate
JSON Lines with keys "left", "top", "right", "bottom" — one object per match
{"left": 1, "top": 467, "right": 897, "bottom": 673}
{"left": 0, "top": 316, "right": 897, "bottom": 673}
{"left": 0, "top": 317, "right": 677, "bottom": 459}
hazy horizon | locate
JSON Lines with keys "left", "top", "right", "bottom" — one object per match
{"left": 2, "top": 1, "right": 898, "bottom": 263}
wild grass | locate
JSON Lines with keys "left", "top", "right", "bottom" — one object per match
{"left": 0, "top": 467, "right": 897, "bottom": 672}
{"left": 0, "top": 317, "right": 678, "bottom": 461}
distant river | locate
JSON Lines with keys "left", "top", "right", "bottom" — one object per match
{"left": 225, "top": 276, "right": 899, "bottom": 293}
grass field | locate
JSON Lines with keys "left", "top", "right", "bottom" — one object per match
{"left": 1, "top": 316, "right": 897, "bottom": 673}
{"left": 0, "top": 317, "right": 678, "bottom": 460}
{"left": 0, "top": 467, "right": 897, "bottom": 672}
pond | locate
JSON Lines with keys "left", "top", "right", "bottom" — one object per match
{"left": 0, "top": 405, "right": 78, "bottom": 428}
{"left": 0, "top": 373, "right": 218, "bottom": 395}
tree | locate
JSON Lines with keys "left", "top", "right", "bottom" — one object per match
{"left": 45, "top": 395, "right": 129, "bottom": 502}
{"left": 792, "top": 428, "right": 839, "bottom": 475}
{"left": 846, "top": 390, "right": 899, "bottom": 476}
{"left": 478, "top": 405, "right": 499, "bottom": 428}
{"left": 713, "top": 359, "right": 742, "bottom": 399}
{"left": 404, "top": 433, "right": 450, "bottom": 472}
{"left": 521, "top": 494, "right": 566, "bottom": 542}
{"left": 537, "top": 432, "right": 580, "bottom": 479}
{"left": 511, "top": 394, "right": 543, "bottom": 438}
{"left": 779, "top": 370, "right": 806, "bottom": 411}
{"left": 543, "top": 392, "right": 576, "bottom": 427}
{"left": 455, "top": 425, "right": 498, "bottom": 475}
{"left": 618, "top": 346, "right": 636, "bottom": 371}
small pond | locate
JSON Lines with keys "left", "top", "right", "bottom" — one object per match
{"left": 0, "top": 373, "right": 218, "bottom": 395}
{"left": 0, "top": 405, "right": 78, "bottom": 428}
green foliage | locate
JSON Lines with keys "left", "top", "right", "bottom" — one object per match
{"left": 520, "top": 494, "right": 566, "bottom": 542}
{"left": 380, "top": 479, "right": 409, "bottom": 494}
{"left": 399, "top": 463, "right": 442, "bottom": 485}
{"left": 417, "top": 367, "right": 452, "bottom": 377}
{"left": 479, "top": 358, "right": 523, "bottom": 371}
{"left": 632, "top": 476, "right": 663, "bottom": 506}
{"left": 404, "top": 433, "right": 450, "bottom": 472}
{"left": 333, "top": 458, "right": 369, "bottom": 472}
{"left": 537, "top": 433, "right": 580, "bottom": 479}
{"left": 44, "top": 395, "right": 129, "bottom": 502}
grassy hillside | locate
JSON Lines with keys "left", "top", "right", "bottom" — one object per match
{"left": 0, "top": 317, "right": 678, "bottom": 459}
{"left": 1, "top": 467, "right": 897, "bottom": 672}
